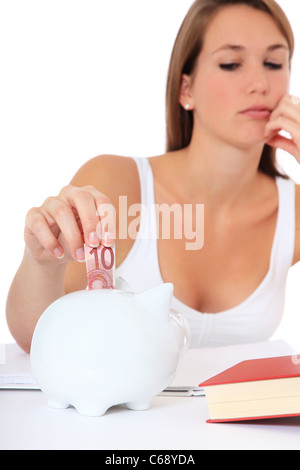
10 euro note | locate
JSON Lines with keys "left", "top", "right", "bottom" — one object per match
{"left": 84, "top": 243, "right": 116, "bottom": 290}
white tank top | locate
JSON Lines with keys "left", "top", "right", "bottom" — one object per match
{"left": 116, "top": 157, "right": 295, "bottom": 348}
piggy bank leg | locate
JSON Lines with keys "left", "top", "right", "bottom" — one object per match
{"left": 125, "top": 397, "right": 153, "bottom": 411}
{"left": 73, "top": 402, "right": 109, "bottom": 417}
{"left": 47, "top": 398, "right": 69, "bottom": 410}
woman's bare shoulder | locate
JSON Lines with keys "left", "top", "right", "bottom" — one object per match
{"left": 70, "top": 154, "right": 140, "bottom": 203}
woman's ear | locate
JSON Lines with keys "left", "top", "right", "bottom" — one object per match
{"left": 179, "top": 74, "right": 194, "bottom": 111}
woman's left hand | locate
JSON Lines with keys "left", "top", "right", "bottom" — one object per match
{"left": 264, "top": 94, "right": 300, "bottom": 163}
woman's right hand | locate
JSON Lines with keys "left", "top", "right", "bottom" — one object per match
{"left": 24, "top": 185, "right": 115, "bottom": 264}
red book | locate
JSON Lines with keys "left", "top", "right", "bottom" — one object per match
{"left": 199, "top": 355, "right": 300, "bottom": 423}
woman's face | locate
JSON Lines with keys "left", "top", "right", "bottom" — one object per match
{"left": 183, "top": 5, "right": 291, "bottom": 148}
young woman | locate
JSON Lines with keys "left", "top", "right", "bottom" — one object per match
{"left": 6, "top": 0, "right": 300, "bottom": 352}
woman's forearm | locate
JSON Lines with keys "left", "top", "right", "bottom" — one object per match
{"left": 6, "top": 249, "right": 67, "bottom": 353}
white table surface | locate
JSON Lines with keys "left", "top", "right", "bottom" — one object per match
{"left": 1, "top": 389, "right": 300, "bottom": 450}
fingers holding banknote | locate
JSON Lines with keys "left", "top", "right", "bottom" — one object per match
{"left": 24, "top": 185, "right": 116, "bottom": 264}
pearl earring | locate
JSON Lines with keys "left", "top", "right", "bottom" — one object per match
{"left": 185, "top": 104, "right": 190, "bottom": 111}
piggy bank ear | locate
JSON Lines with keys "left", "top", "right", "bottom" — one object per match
{"left": 136, "top": 283, "right": 174, "bottom": 319}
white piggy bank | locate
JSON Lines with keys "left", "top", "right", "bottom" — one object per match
{"left": 30, "top": 279, "right": 190, "bottom": 416}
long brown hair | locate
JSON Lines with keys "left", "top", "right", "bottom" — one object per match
{"left": 166, "top": 0, "right": 294, "bottom": 178}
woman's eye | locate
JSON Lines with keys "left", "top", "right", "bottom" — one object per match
{"left": 219, "top": 62, "right": 283, "bottom": 72}
{"left": 219, "top": 63, "right": 240, "bottom": 71}
{"left": 264, "top": 62, "right": 283, "bottom": 70}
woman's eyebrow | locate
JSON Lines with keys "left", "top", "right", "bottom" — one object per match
{"left": 212, "top": 44, "right": 244, "bottom": 54}
{"left": 212, "top": 43, "right": 289, "bottom": 55}
{"left": 267, "top": 44, "right": 289, "bottom": 52}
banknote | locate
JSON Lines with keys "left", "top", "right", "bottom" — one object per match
{"left": 84, "top": 243, "right": 116, "bottom": 290}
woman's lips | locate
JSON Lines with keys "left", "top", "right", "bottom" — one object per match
{"left": 240, "top": 107, "right": 272, "bottom": 120}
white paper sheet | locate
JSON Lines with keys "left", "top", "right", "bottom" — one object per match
{"left": 160, "top": 339, "right": 294, "bottom": 396}
{"left": 0, "top": 343, "right": 39, "bottom": 389}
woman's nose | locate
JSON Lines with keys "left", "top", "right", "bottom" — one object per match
{"left": 245, "top": 65, "right": 270, "bottom": 95}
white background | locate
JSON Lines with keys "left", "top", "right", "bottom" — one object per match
{"left": 1, "top": 0, "right": 300, "bottom": 348}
